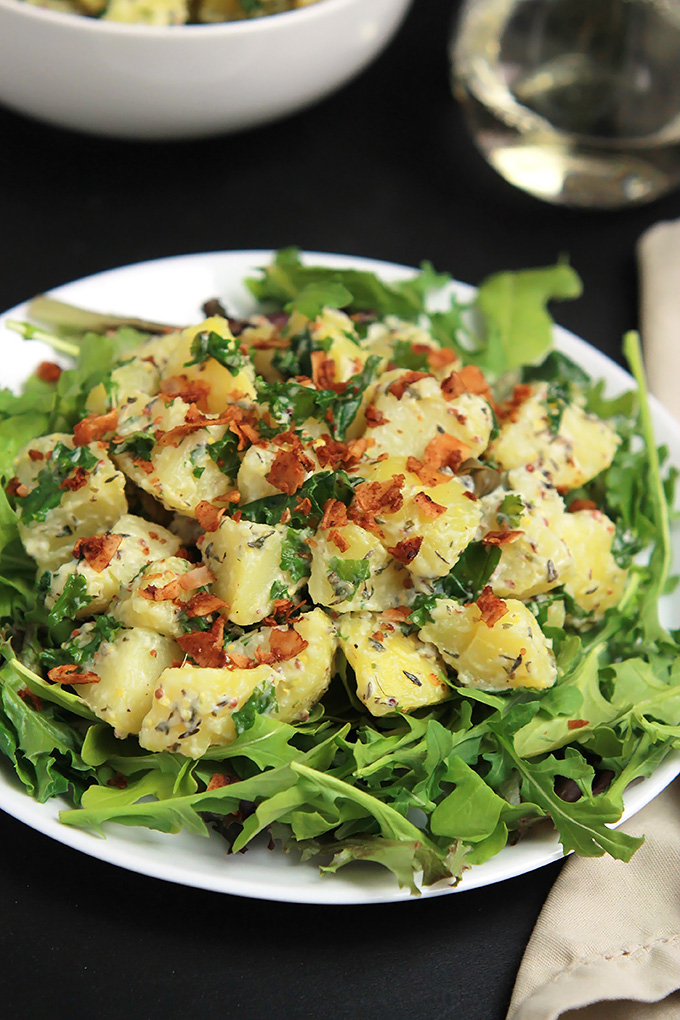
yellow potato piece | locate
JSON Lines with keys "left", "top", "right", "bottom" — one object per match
{"left": 46, "top": 515, "right": 181, "bottom": 616}
{"left": 360, "top": 456, "right": 481, "bottom": 579}
{"left": 337, "top": 614, "right": 450, "bottom": 717}
{"left": 309, "top": 522, "right": 407, "bottom": 613}
{"left": 558, "top": 509, "right": 627, "bottom": 618}
{"left": 76, "top": 626, "right": 180, "bottom": 738}
{"left": 15, "top": 433, "right": 127, "bottom": 572}
{"left": 160, "top": 317, "right": 257, "bottom": 410}
{"left": 420, "top": 598, "right": 557, "bottom": 692}
{"left": 202, "top": 517, "right": 305, "bottom": 625}
{"left": 366, "top": 370, "right": 493, "bottom": 460}
{"left": 491, "top": 384, "right": 619, "bottom": 490}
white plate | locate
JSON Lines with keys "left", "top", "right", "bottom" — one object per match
{"left": 1, "top": 250, "right": 679, "bottom": 905}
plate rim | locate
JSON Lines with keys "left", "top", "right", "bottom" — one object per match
{"left": 1, "top": 247, "right": 678, "bottom": 905}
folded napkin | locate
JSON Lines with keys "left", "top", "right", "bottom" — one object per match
{"left": 506, "top": 780, "right": 680, "bottom": 1020}
{"left": 506, "top": 220, "right": 680, "bottom": 1020}
{"left": 638, "top": 219, "right": 680, "bottom": 418}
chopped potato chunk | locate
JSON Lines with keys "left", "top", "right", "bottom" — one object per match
{"left": 491, "top": 383, "right": 619, "bottom": 490}
{"left": 14, "top": 434, "right": 127, "bottom": 572}
{"left": 420, "top": 597, "right": 557, "bottom": 692}
{"left": 337, "top": 614, "right": 450, "bottom": 716}
{"left": 75, "top": 625, "right": 179, "bottom": 737}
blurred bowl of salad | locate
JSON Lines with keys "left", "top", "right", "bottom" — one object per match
{"left": 0, "top": 0, "right": 412, "bottom": 139}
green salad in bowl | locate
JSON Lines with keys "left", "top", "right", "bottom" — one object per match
{"left": 0, "top": 249, "right": 677, "bottom": 899}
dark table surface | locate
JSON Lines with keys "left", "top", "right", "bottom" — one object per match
{"left": 1, "top": 2, "right": 680, "bottom": 1018}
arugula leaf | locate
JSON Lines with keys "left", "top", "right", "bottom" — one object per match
{"left": 476, "top": 263, "right": 583, "bottom": 371}
{"left": 232, "top": 682, "right": 278, "bottom": 736}
{"left": 247, "top": 248, "right": 449, "bottom": 321}
{"left": 234, "top": 470, "right": 359, "bottom": 528}
{"left": 327, "top": 557, "right": 371, "bottom": 602}
{"left": 408, "top": 542, "right": 502, "bottom": 627}
{"left": 287, "top": 282, "right": 353, "bottom": 320}
{"left": 186, "top": 330, "right": 248, "bottom": 374}
{"left": 279, "top": 527, "right": 312, "bottom": 582}
{"left": 46, "top": 575, "right": 94, "bottom": 629}
{"left": 15, "top": 443, "right": 98, "bottom": 524}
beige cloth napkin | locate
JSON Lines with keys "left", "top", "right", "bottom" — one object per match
{"left": 506, "top": 780, "right": 680, "bottom": 1020}
{"left": 638, "top": 219, "right": 680, "bottom": 417}
{"left": 506, "top": 221, "right": 680, "bottom": 1020}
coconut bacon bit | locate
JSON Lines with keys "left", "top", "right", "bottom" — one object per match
{"left": 73, "top": 409, "right": 119, "bottom": 446}
{"left": 413, "top": 491, "right": 446, "bottom": 518}
{"left": 72, "top": 533, "right": 123, "bottom": 572}
{"left": 348, "top": 475, "right": 405, "bottom": 531}
{"left": 47, "top": 664, "right": 101, "bottom": 685}
{"left": 387, "top": 536, "right": 423, "bottom": 565}
{"left": 423, "top": 433, "right": 471, "bottom": 472}
{"left": 387, "top": 371, "right": 432, "bottom": 400}
{"left": 195, "top": 500, "right": 225, "bottom": 533}
{"left": 476, "top": 586, "right": 509, "bottom": 627}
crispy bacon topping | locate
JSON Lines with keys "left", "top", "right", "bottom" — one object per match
{"left": 179, "top": 565, "right": 216, "bottom": 591}
{"left": 48, "top": 664, "right": 101, "bottom": 685}
{"left": 387, "top": 371, "right": 431, "bottom": 400}
{"left": 17, "top": 687, "right": 43, "bottom": 711}
{"left": 159, "top": 375, "right": 211, "bottom": 411}
{"left": 36, "top": 361, "right": 62, "bottom": 383}
{"left": 254, "top": 627, "right": 308, "bottom": 664}
{"left": 213, "top": 489, "right": 241, "bottom": 505}
{"left": 206, "top": 773, "right": 234, "bottom": 791}
{"left": 294, "top": 496, "right": 312, "bottom": 516}
{"left": 140, "top": 579, "right": 182, "bottom": 602}
{"left": 423, "top": 433, "right": 471, "bottom": 472}
{"left": 414, "top": 492, "right": 446, "bottom": 518}
{"left": 157, "top": 404, "right": 259, "bottom": 450}
{"left": 405, "top": 456, "right": 447, "bottom": 487}
{"left": 567, "top": 719, "right": 590, "bottom": 730}
{"left": 380, "top": 606, "right": 411, "bottom": 623}
{"left": 59, "top": 467, "right": 89, "bottom": 492}
{"left": 319, "top": 498, "right": 349, "bottom": 530}
{"left": 328, "top": 528, "right": 350, "bottom": 552}
{"left": 314, "top": 435, "right": 370, "bottom": 471}
{"left": 364, "top": 405, "right": 389, "bottom": 427}
{"left": 72, "top": 533, "right": 122, "bottom": 572}
{"left": 195, "top": 500, "right": 225, "bottom": 533}
{"left": 132, "top": 457, "right": 154, "bottom": 474}
{"left": 5, "top": 477, "right": 28, "bottom": 498}
{"left": 476, "top": 586, "right": 508, "bottom": 627}
{"left": 348, "top": 475, "right": 405, "bottom": 531}
{"left": 311, "top": 351, "right": 346, "bottom": 393}
{"left": 176, "top": 617, "right": 227, "bottom": 668}
{"left": 266, "top": 448, "right": 308, "bottom": 494}
{"left": 441, "top": 365, "right": 493, "bottom": 404}
{"left": 28, "top": 449, "right": 45, "bottom": 462}
{"left": 568, "top": 499, "right": 598, "bottom": 513}
{"left": 498, "top": 383, "right": 533, "bottom": 423}
{"left": 73, "top": 410, "right": 119, "bottom": 446}
{"left": 482, "top": 529, "right": 524, "bottom": 546}
{"left": 387, "top": 536, "right": 423, "bottom": 565}
{"left": 185, "top": 592, "right": 229, "bottom": 617}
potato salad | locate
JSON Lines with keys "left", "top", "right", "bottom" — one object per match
{"left": 1, "top": 250, "right": 678, "bottom": 893}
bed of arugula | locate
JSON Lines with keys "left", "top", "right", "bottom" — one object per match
{"left": 0, "top": 248, "right": 678, "bottom": 896}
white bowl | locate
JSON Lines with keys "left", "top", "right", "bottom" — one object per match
{"left": 0, "top": 0, "right": 412, "bottom": 140}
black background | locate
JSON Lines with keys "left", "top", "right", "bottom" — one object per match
{"left": 1, "top": 1, "right": 680, "bottom": 1017}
